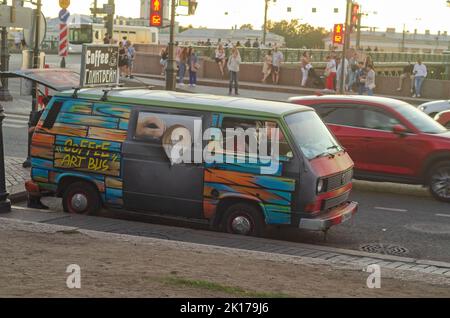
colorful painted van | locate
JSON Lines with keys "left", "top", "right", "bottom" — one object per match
{"left": 26, "top": 88, "right": 358, "bottom": 236}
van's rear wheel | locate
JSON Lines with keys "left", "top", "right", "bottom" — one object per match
{"left": 62, "top": 181, "right": 101, "bottom": 214}
{"left": 221, "top": 203, "right": 265, "bottom": 236}
{"left": 428, "top": 163, "right": 450, "bottom": 202}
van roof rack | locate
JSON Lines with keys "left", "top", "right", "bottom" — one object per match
{"left": 99, "top": 85, "right": 155, "bottom": 101}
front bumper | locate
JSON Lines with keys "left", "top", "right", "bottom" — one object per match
{"left": 299, "top": 201, "right": 358, "bottom": 231}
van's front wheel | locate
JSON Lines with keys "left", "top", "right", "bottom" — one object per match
{"left": 62, "top": 181, "right": 101, "bottom": 214}
{"left": 221, "top": 203, "right": 265, "bottom": 237}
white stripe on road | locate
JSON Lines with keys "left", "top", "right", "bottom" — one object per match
{"left": 3, "top": 124, "right": 26, "bottom": 129}
{"left": 436, "top": 214, "right": 450, "bottom": 218}
{"left": 5, "top": 114, "right": 29, "bottom": 119}
{"left": 4, "top": 118, "right": 28, "bottom": 124}
{"left": 374, "top": 207, "right": 408, "bottom": 212}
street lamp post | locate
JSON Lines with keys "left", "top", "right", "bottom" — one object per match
{"left": 263, "top": 0, "right": 269, "bottom": 45}
{"left": 0, "top": 0, "right": 13, "bottom": 101}
{"left": 23, "top": 0, "right": 42, "bottom": 168}
{"left": 339, "top": 0, "right": 352, "bottom": 94}
{"left": 0, "top": 103, "right": 11, "bottom": 213}
{"left": 165, "top": 0, "right": 177, "bottom": 91}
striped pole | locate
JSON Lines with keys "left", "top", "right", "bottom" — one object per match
{"left": 58, "top": 9, "right": 70, "bottom": 68}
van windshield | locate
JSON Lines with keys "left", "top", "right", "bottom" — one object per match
{"left": 285, "top": 111, "right": 343, "bottom": 160}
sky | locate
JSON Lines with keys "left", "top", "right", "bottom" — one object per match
{"left": 39, "top": 0, "right": 450, "bottom": 34}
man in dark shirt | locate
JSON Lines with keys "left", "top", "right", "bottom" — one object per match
{"left": 396, "top": 62, "right": 415, "bottom": 93}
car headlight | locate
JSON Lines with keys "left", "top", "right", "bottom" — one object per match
{"left": 418, "top": 105, "right": 426, "bottom": 111}
{"left": 317, "top": 179, "right": 324, "bottom": 193}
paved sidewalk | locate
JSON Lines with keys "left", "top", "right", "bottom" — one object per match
{"left": 5, "top": 157, "right": 28, "bottom": 201}
{"left": 133, "top": 73, "right": 435, "bottom": 105}
{"left": 4, "top": 207, "right": 450, "bottom": 279}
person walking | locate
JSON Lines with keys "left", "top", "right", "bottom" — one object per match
{"left": 336, "top": 55, "right": 349, "bottom": 92}
{"left": 118, "top": 41, "right": 128, "bottom": 77}
{"left": 365, "top": 64, "right": 376, "bottom": 96}
{"left": 178, "top": 47, "right": 188, "bottom": 86}
{"left": 272, "top": 46, "right": 284, "bottom": 85}
{"left": 396, "top": 62, "right": 415, "bottom": 93}
{"left": 347, "top": 52, "right": 358, "bottom": 92}
{"left": 227, "top": 46, "right": 241, "bottom": 95}
{"left": 355, "top": 61, "right": 366, "bottom": 95}
{"left": 300, "top": 52, "right": 312, "bottom": 87}
{"left": 188, "top": 47, "right": 199, "bottom": 87}
{"left": 325, "top": 55, "right": 337, "bottom": 90}
{"left": 215, "top": 44, "right": 226, "bottom": 77}
{"left": 412, "top": 59, "right": 427, "bottom": 98}
{"left": 261, "top": 50, "right": 273, "bottom": 83}
{"left": 160, "top": 46, "right": 169, "bottom": 75}
{"left": 126, "top": 40, "right": 136, "bottom": 79}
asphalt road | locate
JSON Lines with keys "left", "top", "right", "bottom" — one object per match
{"left": 3, "top": 54, "right": 450, "bottom": 263}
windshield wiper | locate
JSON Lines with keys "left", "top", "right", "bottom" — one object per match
{"left": 313, "top": 151, "right": 335, "bottom": 159}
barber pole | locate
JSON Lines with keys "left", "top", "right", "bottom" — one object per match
{"left": 59, "top": 22, "right": 69, "bottom": 57}
{"left": 58, "top": 8, "right": 70, "bottom": 67}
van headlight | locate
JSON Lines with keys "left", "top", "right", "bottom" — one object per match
{"left": 317, "top": 179, "right": 325, "bottom": 193}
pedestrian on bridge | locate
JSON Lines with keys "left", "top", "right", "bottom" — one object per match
{"left": 396, "top": 62, "right": 415, "bottom": 93}
{"left": 227, "top": 46, "right": 241, "bottom": 95}
{"left": 412, "top": 59, "right": 427, "bottom": 98}
{"left": 324, "top": 55, "right": 337, "bottom": 90}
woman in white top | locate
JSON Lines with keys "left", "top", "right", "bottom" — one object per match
{"left": 365, "top": 64, "right": 376, "bottom": 96}
{"left": 413, "top": 59, "right": 427, "bottom": 98}
{"left": 325, "top": 55, "right": 337, "bottom": 90}
{"left": 215, "top": 44, "right": 226, "bottom": 77}
{"left": 227, "top": 46, "right": 241, "bottom": 95}
{"left": 300, "top": 52, "right": 312, "bottom": 87}
{"left": 261, "top": 50, "right": 273, "bottom": 83}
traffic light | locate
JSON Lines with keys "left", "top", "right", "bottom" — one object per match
{"left": 188, "top": 0, "right": 198, "bottom": 15}
{"left": 350, "top": 2, "right": 360, "bottom": 32}
{"left": 150, "top": 0, "right": 164, "bottom": 27}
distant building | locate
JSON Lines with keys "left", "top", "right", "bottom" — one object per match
{"left": 163, "top": 28, "right": 285, "bottom": 46}
{"left": 324, "top": 28, "right": 450, "bottom": 54}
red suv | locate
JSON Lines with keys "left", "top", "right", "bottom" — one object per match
{"left": 289, "top": 95, "right": 450, "bottom": 202}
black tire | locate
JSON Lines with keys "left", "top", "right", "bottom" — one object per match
{"left": 62, "top": 181, "right": 101, "bottom": 214}
{"left": 220, "top": 203, "right": 265, "bottom": 236}
{"left": 428, "top": 162, "right": 450, "bottom": 202}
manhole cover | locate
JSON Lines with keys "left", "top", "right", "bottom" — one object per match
{"left": 360, "top": 243, "right": 409, "bottom": 256}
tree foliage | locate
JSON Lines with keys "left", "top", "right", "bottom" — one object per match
{"left": 240, "top": 24, "right": 254, "bottom": 30}
{"left": 266, "top": 20, "right": 328, "bottom": 49}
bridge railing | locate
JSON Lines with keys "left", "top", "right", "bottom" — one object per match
{"left": 190, "top": 45, "right": 450, "bottom": 64}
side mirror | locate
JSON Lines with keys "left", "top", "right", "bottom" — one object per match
{"left": 393, "top": 124, "right": 408, "bottom": 136}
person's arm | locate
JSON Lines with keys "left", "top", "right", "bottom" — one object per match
{"left": 423, "top": 65, "right": 428, "bottom": 78}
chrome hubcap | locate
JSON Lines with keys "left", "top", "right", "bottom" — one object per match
{"left": 231, "top": 215, "right": 252, "bottom": 235}
{"left": 71, "top": 193, "right": 88, "bottom": 212}
{"left": 431, "top": 168, "right": 450, "bottom": 199}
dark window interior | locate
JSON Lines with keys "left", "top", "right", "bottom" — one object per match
{"left": 42, "top": 100, "right": 63, "bottom": 129}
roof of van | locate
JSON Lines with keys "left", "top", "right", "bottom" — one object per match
{"left": 57, "top": 88, "right": 311, "bottom": 117}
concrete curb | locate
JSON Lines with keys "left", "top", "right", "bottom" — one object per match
{"left": 3, "top": 211, "right": 450, "bottom": 278}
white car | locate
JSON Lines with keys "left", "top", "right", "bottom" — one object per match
{"left": 418, "top": 100, "right": 450, "bottom": 117}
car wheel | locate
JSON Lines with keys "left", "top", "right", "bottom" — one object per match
{"left": 62, "top": 181, "right": 101, "bottom": 214}
{"left": 428, "top": 163, "right": 450, "bottom": 202}
{"left": 221, "top": 203, "right": 265, "bottom": 236}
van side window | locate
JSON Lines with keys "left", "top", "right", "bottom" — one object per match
{"left": 42, "top": 100, "right": 63, "bottom": 129}
{"left": 134, "top": 112, "right": 202, "bottom": 143}
{"left": 216, "top": 117, "right": 293, "bottom": 159}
